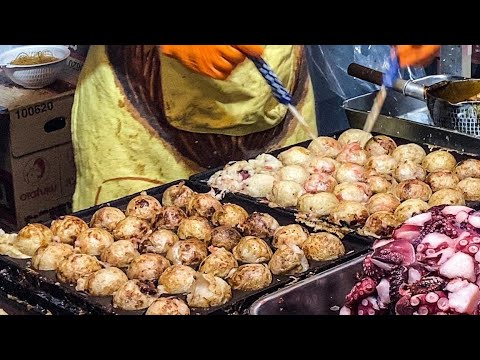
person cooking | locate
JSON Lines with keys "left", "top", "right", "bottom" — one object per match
{"left": 71, "top": 45, "right": 316, "bottom": 211}
{"left": 71, "top": 45, "right": 439, "bottom": 211}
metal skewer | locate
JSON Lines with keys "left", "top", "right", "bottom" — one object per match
{"left": 362, "top": 51, "right": 399, "bottom": 133}
{"left": 248, "top": 55, "right": 317, "bottom": 140}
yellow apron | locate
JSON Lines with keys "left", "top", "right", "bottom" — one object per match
{"left": 71, "top": 45, "right": 316, "bottom": 211}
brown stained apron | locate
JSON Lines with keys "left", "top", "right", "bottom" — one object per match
{"left": 106, "top": 45, "right": 310, "bottom": 169}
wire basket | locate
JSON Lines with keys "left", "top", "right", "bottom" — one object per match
{"left": 0, "top": 45, "right": 70, "bottom": 89}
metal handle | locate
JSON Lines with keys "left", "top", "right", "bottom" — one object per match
{"left": 347, "top": 63, "right": 426, "bottom": 101}
{"left": 248, "top": 55, "right": 292, "bottom": 105}
{"left": 347, "top": 63, "right": 384, "bottom": 86}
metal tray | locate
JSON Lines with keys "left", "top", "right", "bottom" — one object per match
{"left": 188, "top": 130, "right": 480, "bottom": 223}
{"left": 344, "top": 74, "right": 465, "bottom": 126}
{"left": 249, "top": 254, "right": 367, "bottom": 315}
{"left": 189, "top": 127, "right": 349, "bottom": 185}
{"left": 0, "top": 180, "right": 372, "bottom": 315}
{"left": 343, "top": 75, "right": 480, "bottom": 156}
{"left": 0, "top": 289, "right": 47, "bottom": 315}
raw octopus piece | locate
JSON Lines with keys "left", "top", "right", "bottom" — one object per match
{"left": 371, "top": 240, "right": 415, "bottom": 269}
{"left": 342, "top": 204, "right": 480, "bottom": 315}
{"left": 405, "top": 212, "right": 432, "bottom": 227}
{"left": 357, "top": 296, "right": 384, "bottom": 315}
{"left": 393, "top": 224, "right": 421, "bottom": 243}
{"left": 345, "top": 277, "right": 377, "bottom": 306}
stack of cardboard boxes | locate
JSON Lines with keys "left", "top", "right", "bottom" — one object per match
{"left": 0, "top": 45, "right": 89, "bottom": 231}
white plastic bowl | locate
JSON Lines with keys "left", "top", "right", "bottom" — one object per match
{"left": 0, "top": 45, "right": 70, "bottom": 89}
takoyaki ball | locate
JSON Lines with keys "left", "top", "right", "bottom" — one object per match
{"left": 333, "top": 182, "right": 372, "bottom": 203}
{"left": 51, "top": 215, "right": 88, "bottom": 245}
{"left": 307, "top": 157, "right": 339, "bottom": 176}
{"left": 15, "top": 223, "right": 53, "bottom": 256}
{"left": 112, "top": 280, "right": 156, "bottom": 311}
{"left": 335, "top": 163, "right": 366, "bottom": 183}
{"left": 302, "top": 233, "right": 345, "bottom": 261}
{"left": 272, "top": 224, "right": 309, "bottom": 249}
{"left": 166, "top": 238, "right": 208, "bottom": 268}
{"left": 366, "top": 193, "right": 401, "bottom": 214}
{"left": 250, "top": 153, "right": 284, "bottom": 174}
{"left": 328, "top": 201, "right": 369, "bottom": 227}
{"left": 186, "top": 193, "right": 223, "bottom": 219}
{"left": 304, "top": 173, "right": 337, "bottom": 194}
{"left": 335, "top": 142, "right": 368, "bottom": 166}
{"left": 145, "top": 297, "right": 190, "bottom": 315}
{"left": 307, "top": 136, "right": 343, "bottom": 158}
{"left": 394, "top": 180, "right": 432, "bottom": 202}
{"left": 422, "top": 150, "right": 457, "bottom": 173}
{"left": 32, "top": 243, "right": 74, "bottom": 271}
{"left": 366, "top": 155, "right": 397, "bottom": 175}
{"left": 394, "top": 199, "right": 429, "bottom": 223}
{"left": 140, "top": 229, "right": 179, "bottom": 255}
{"left": 187, "top": 273, "right": 232, "bottom": 308}
{"left": 210, "top": 226, "right": 242, "bottom": 252}
{"left": 366, "top": 175, "right": 395, "bottom": 194}
{"left": 90, "top": 207, "right": 126, "bottom": 232}
{"left": 161, "top": 182, "right": 196, "bottom": 209}
{"left": 212, "top": 203, "right": 249, "bottom": 228}
{"left": 112, "top": 216, "right": 150, "bottom": 243}
{"left": 365, "top": 135, "right": 397, "bottom": 156}
{"left": 455, "top": 159, "right": 480, "bottom": 180}
{"left": 157, "top": 265, "right": 196, "bottom": 295}
{"left": 425, "top": 171, "right": 459, "bottom": 192}
{"left": 244, "top": 173, "right": 276, "bottom": 198}
{"left": 154, "top": 206, "right": 186, "bottom": 231}
{"left": 362, "top": 211, "right": 400, "bottom": 238}
{"left": 56, "top": 254, "right": 102, "bottom": 284}
{"left": 277, "top": 165, "right": 309, "bottom": 184}
{"left": 227, "top": 264, "right": 272, "bottom": 291}
{"left": 392, "top": 143, "right": 426, "bottom": 164}
{"left": 75, "top": 228, "right": 114, "bottom": 256}
{"left": 126, "top": 253, "right": 170, "bottom": 281}
{"left": 100, "top": 240, "right": 140, "bottom": 268}
{"left": 394, "top": 160, "right": 426, "bottom": 182}
{"left": 297, "top": 192, "right": 339, "bottom": 217}
{"left": 125, "top": 193, "right": 162, "bottom": 224}
{"left": 199, "top": 247, "right": 238, "bottom": 279}
{"left": 241, "top": 212, "right": 280, "bottom": 239}
{"left": 75, "top": 267, "right": 128, "bottom": 297}
{"left": 177, "top": 216, "right": 212, "bottom": 243}
{"left": 428, "top": 189, "right": 465, "bottom": 207}
{"left": 277, "top": 146, "right": 311, "bottom": 167}
{"left": 268, "top": 244, "right": 309, "bottom": 276}
{"left": 337, "top": 129, "right": 372, "bottom": 148}
{"left": 457, "top": 177, "right": 480, "bottom": 201}
{"left": 232, "top": 236, "right": 273, "bottom": 264}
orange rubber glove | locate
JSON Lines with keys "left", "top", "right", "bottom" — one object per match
{"left": 161, "top": 45, "right": 264, "bottom": 80}
{"left": 396, "top": 45, "right": 440, "bottom": 68}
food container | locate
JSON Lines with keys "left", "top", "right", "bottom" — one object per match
{"left": 249, "top": 254, "right": 366, "bottom": 315}
{"left": 0, "top": 180, "right": 371, "bottom": 315}
{"left": 190, "top": 129, "right": 480, "bottom": 215}
{"left": 0, "top": 45, "right": 70, "bottom": 89}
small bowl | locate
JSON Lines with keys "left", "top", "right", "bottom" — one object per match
{"left": 0, "top": 45, "right": 71, "bottom": 89}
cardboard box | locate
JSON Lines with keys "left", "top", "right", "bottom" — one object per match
{"left": 0, "top": 73, "right": 77, "bottom": 231}
{"left": 59, "top": 45, "right": 90, "bottom": 86}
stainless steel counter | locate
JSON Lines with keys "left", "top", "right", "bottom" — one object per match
{"left": 250, "top": 255, "right": 365, "bottom": 315}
